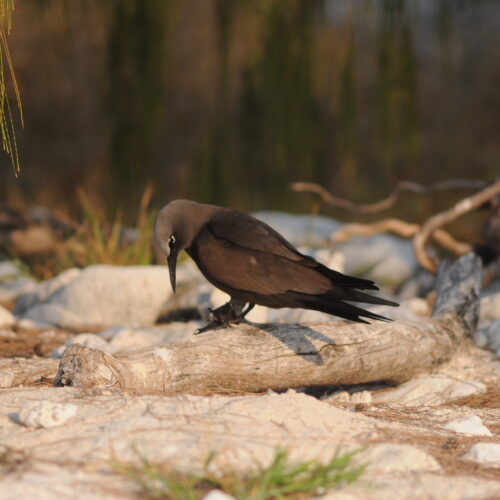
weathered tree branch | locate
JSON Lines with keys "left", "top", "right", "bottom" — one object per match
{"left": 413, "top": 180, "right": 500, "bottom": 271}
{"left": 54, "top": 254, "right": 482, "bottom": 395}
{"left": 331, "top": 218, "right": 471, "bottom": 257}
{"left": 290, "top": 179, "right": 487, "bottom": 214}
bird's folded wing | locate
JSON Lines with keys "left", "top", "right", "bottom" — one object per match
{"left": 195, "top": 226, "right": 331, "bottom": 295}
{"left": 207, "top": 210, "right": 307, "bottom": 262}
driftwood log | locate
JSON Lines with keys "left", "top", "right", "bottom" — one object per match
{"left": 54, "top": 254, "right": 481, "bottom": 394}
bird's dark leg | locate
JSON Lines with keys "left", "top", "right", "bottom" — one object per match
{"left": 194, "top": 300, "right": 255, "bottom": 335}
{"left": 238, "top": 302, "right": 255, "bottom": 321}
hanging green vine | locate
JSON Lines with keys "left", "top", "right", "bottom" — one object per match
{"left": 0, "top": 0, "right": 22, "bottom": 174}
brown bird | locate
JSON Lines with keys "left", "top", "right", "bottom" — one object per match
{"left": 154, "top": 199, "right": 398, "bottom": 333}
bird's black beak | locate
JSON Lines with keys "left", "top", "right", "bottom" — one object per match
{"left": 167, "top": 249, "right": 178, "bottom": 293}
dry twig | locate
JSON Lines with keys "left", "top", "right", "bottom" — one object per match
{"left": 413, "top": 180, "right": 500, "bottom": 271}
{"left": 290, "top": 179, "right": 487, "bottom": 214}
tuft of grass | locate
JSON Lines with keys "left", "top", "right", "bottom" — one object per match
{"left": 54, "top": 186, "right": 156, "bottom": 272}
{"left": 114, "top": 448, "right": 365, "bottom": 500}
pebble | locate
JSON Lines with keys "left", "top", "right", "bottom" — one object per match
{"left": 350, "top": 390, "right": 372, "bottom": 404}
{"left": 444, "top": 416, "right": 492, "bottom": 436}
{"left": 202, "top": 491, "right": 237, "bottom": 500}
{"left": 0, "top": 371, "right": 14, "bottom": 388}
{"left": 17, "top": 401, "right": 78, "bottom": 428}
{"left": 462, "top": 443, "right": 500, "bottom": 468}
{"left": 326, "top": 391, "right": 350, "bottom": 403}
{"left": 0, "top": 305, "right": 16, "bottom": 328}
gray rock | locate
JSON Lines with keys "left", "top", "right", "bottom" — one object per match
{"left": 0, "top": 305, "right": 15, "bottom": 328}
{"left": 462, "top": 443, "right": 500, "bottom": 468}
{"left": 0, "top": 277, "right": 38, "bottom": 303}
{"left": 0, "top": 260, "right": 37, "bottom": 303}
{"left": 19, "top": 265, "right": 173, "bottom": 330}
{"left": 14, "top": 268, "right": 81, "bottom": 315}
{"left": 372, "top": 375, "right": 486, "bottom": 406}
{"left": 339, "top": 235, "right": 417, "bottom": 286}
{"left": 444, "top": 416, "right": 492, "bottom": 436}
{"left": 474, "top": 319, "right": 500, "bottom": 354}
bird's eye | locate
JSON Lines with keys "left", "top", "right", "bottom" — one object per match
{"left": 169, "top": 235, "right": 176, "bottom": 247}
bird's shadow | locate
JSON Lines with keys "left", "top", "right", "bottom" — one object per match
{"left": 242, "top": 321, "right": 336, "bottom": 366}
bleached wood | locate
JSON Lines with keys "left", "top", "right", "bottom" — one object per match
{"left": 54, "top": 313, "right": 466, "bottom": 394}
{"left": 54, "top": 253, "right": 481, "bottom": 395}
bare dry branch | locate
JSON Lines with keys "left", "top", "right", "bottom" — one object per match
{"left": 332, "top": 218, "right": 472, "bottom": 257}
{"left": 413, "top": 180, "right": 500, "bottom": 271}
{"left": 290, "top": 179, "right": 487, "bottom": 214}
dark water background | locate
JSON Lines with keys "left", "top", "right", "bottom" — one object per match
{"left": 0, "top": 0, "right": 498, "bottom": 229}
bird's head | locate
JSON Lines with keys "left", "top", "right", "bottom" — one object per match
{"left": 154, "top": 199, "right": 210, "bottom": 293}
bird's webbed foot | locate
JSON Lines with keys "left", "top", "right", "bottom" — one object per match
{"left": 194, "top": 300, "right": 255, "bottom": 335}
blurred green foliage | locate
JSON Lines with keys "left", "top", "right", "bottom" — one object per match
{"left": 0, "top": 0, "right": 498, "bottom": 221}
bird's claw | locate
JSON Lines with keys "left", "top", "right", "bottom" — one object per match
{"left": 194, "top": 321, "right": 228, "bottom": 335}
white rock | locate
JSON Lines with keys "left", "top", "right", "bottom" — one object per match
{"left": 480, "top": 290, "right": 500, "bottom": 320}
{"left": 444, "top": 416, "right": 492, "bottom": 436}
{"left": 363, "top": 444, "right": 441, "bottom": 474}
{"left": 0, "top": 370, "right": 14, "bottom": 388}
{"left": 372, "top": 375, "right": 486, "bottom": 406}
{"left": 350, "top": 391, "right": 372, "bottom": 404}
{"left": 16, "top": 318, "right": 54, "bottom": 330}
{"left": 14, "top": 268, "right": 81, "bottom": 315}
{"left": 53, "top": 333, "right": 114, "bottom": 359}
{"left": 326, "top": 391, "right": 350, "bottom": 403}
{"left": 0, "top": 305, "right": 15, "bottom": 328}
{"left": 202, "top": 491, "right": 236, "bottom": 500}
{"left": 105, "top": 323, "right": 196, "bottom": 351}
{"left": 462, "top": 443, "right": 500, "bottom": 467}
{"left": 17, "top": 401, "right": 78, "bottom": 428}
{"left": 19, "top": 265, "right": 174, "bottom": 330}
{"left": 339, "top": 234, "right": 417, "bottom": 285}
{"left": 252, "top": 211, "right": 342, "bottom": 247}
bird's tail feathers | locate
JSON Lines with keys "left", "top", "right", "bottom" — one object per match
{"left": 316, "top": 263, "right": 379, "bottom": 291}
{"left": 343, "top": 289, "right": 399, "bottom": 307}
{"left": 301, "top": 296, "right": 392, "bottom": 323}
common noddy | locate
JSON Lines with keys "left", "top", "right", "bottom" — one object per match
{"left": 154, "top": 199, "right": 398, "bottom": 333}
